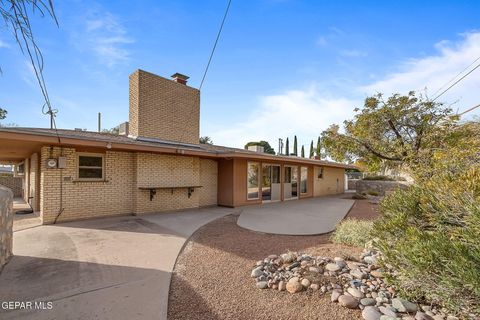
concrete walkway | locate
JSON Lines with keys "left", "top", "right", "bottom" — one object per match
{"left": 0, "top": 207, "right": 236, "bottom": 320}
{"left": 237, "top": 196, "right": 355, "bottom": 235}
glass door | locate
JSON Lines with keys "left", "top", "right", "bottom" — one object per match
{"left": 284, "top": 166, "right": 298, "bottom": 200}
{"left": 262, "top": 164, "right": 281, "bottom": 202}
{"left": 262, "top": 165, "right": 271, "bottom": 201}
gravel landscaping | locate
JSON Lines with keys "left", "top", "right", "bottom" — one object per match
{"left": 168, "top": 199, "right": 378, "bottom": 320}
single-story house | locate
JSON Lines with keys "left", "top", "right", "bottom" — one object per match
{"left": 0, "top": 70, "right": 355, "bottom": 224}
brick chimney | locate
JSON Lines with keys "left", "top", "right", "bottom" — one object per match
{"left": 128, "top": 69, "right": 200, "bottom": 144}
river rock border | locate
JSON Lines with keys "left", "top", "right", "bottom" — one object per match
{"left": 251, "top": 249, "right": 459, "bottom": 320}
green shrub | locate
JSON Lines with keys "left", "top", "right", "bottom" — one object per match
{"left": 374, "top": 123, "right": 480, "bottom": 317}
{"left": 331, "top": 219, "right": 374, "bottom": 247}
{"left": 366, "top": 190, "right": 380, "bottom": 196}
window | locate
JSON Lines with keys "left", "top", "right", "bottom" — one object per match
{"left": 78, "top": 154, "right": 104, "bottom": 180}
{"left": 317, "top": 167, "right": 324, "bottom": 179}
{"left": 247, "top": 162, "right": 259, "bottom": 200}
{"left": 300, "top": 166, "right": 308, "bottom": 194}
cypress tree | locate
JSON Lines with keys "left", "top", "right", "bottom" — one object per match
{"left": 316, "top": 136, "right": 322, "bottom": 159}
{"left": 301, "top": 145, "right": 305, "bottom": 158}
{"left": 293, "top": 135, "right": 298, "bottom": 156}
{"left": 309, "top": 140, "right": 314, "bottom": 158}
{"left": 285, "top": 137, "right": 290, "bottom": 156}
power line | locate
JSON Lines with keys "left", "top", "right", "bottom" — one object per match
{"left": 11, "top": 2, "right": 61, "bottom": 144}
{"left": 199, "top": 0, "right": 232, "bottom": 91}
{"left": 430, "top": 55, "right": 480, "bottom": 98}
{"left": 432, "top": 61, "right": 480, "bottom": 102}
{"left": 458, "top": 103, "right": 480, "bottom": 116}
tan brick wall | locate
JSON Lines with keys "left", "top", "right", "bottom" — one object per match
{"left": 313, "top": 166, "right": 345, "bottom": 196}
{"left": 0, "top": 176, "right": 22, "bottom": 197}
{"left": 199, "top": 159, "right": 218, "bottom": 207}
{"left": 134, "top": 153, "right": 201, "bottom": 214}
{"left": 40, "top": 147, "right": 136, "bottom": 224}
{"left": 39, "top": 147, "right": 219, "bottom": 223}
{"left": 29, "top": 153, "right": 39, "bottom": 210}
{"left": 129, "top": 70, "right": 200, "bottom": 144}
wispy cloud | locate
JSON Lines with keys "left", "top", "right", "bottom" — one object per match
{"left": 0, "top": 39, "right": 10, "bottom": 48}
{"left": 209, "top": 86, "right": 357, "bottom": 149}
{"left": 362, "top": 31, "right": 480, "bottom": 110}
{"left": 81, "top": 12, "right": 134, "bottom": 67}
{"left": 210, "top": 31, "right": 480, "bottom": 149}
{"left": 316, "top": 36, "right": 328, "bottom": 47}
{"left": 339, "top": 49, "right": 367, "bottom": 57}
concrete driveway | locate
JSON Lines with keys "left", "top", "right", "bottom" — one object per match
{"left": 237, "top": 196, "right": 355, "bottom": 235}
{"left": 0, "top": 207, "right": 236, "bottom": 320}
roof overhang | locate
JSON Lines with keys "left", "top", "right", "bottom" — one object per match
{"left": 0, "top": 128, "right": 357, "bottom": 170}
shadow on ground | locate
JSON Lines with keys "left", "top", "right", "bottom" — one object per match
{"left": 0, "top": 256, "right": 169, "bottom": 320}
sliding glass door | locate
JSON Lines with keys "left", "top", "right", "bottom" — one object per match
{"left": 283, "top": 166, "right": 298, "bottom": 200}
{"left": 262, "top": 164, "right": 281, "bottom": 201}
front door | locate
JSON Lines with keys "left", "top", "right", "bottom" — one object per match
{"left": 262, "top": 164, "right": 281, "bottom": 202}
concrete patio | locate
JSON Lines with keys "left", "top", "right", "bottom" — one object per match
{"left": 0, "top": 207, "right": 236, "bottom": 320}
{"left": 237, "top": 196, "right": 355, "bottom": 235}
{"left": 0, "top": 197, "right": 354, "bottom": 319}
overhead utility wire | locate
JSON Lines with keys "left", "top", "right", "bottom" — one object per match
{"left": 458, "top": 103, "right": 480, "bottom": 116}
{"left": 199, "top": 0, "right": 232, "bottom": 91}
{"left": 12, "top": 2, "right": 61, "bottom": 143}
{"left": 432, "top": 61, "right": 480, "bottom": 102}
{"left": 430, "top": 55, "right": 480, "bottom": 99}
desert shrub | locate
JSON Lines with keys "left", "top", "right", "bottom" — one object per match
{"left": 373, "top": 121, "right": 480, "bottom": 317}
{"left": 363, "top": 175, "right": 395, "bottom": 181}
{"left": 331, "top": 219, "right": 374, "bottom": 247}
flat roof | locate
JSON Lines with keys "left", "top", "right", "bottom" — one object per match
{"left": 0, "top": 127, "right": 357, "bottom": 169}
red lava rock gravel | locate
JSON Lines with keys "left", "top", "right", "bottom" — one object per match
{"left": 168, "top": 199, "right": 379, "bottom": 320}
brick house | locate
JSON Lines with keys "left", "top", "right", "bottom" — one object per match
{"left": 0, "top": 70, "right": 354, "bottom": 224}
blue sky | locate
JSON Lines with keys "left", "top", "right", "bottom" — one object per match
{"left": 0, "top": 0, "right": 479, "bottom": 150}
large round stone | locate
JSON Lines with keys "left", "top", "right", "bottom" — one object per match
{"left": 362, "top": 306, "right": 382, "bottom": 320}
{"left": 251, "top": 267, "right": 264, "bottom": 278}
{"left": 392, "top": 298, "right": 418, "bottom": 313}
{"left": 325, "top": 263, "right": 341, "bottom": 272}
{"left": 338, "top": 295, "right": 359, "bottom": 309}
{"left": 331, "top": 289, "right": 342, "bottom": 302}
{"left": 286, "top": 280, "right": 303, "bottom": 293}
{"left": 360, "top": 298, "right": 376, "bottom": 306}
{"left": 347, "top": 287, "right": 365, "bottom": 299}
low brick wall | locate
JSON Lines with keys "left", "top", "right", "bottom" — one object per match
{"left": 0, "top": 176, "right": 22, "bottom": 197}
{"left": 0, "top": 185, "right": 13, "bottom": 270}
{"left": 356, "top": 180, "right": 409, "bottom": 196}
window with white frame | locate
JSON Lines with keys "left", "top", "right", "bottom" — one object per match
{"left": 77, "top": 153, "right": 104, "bottom": 180}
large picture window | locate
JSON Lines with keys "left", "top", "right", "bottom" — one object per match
{"left": 300, "top": 166, "right": 308, "bottom": 194}
{"left": 78, "top": 154, "right": 104, "bottom": 180}
{"left": 247, "top": 162, "right": 259, "bottom": 200}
